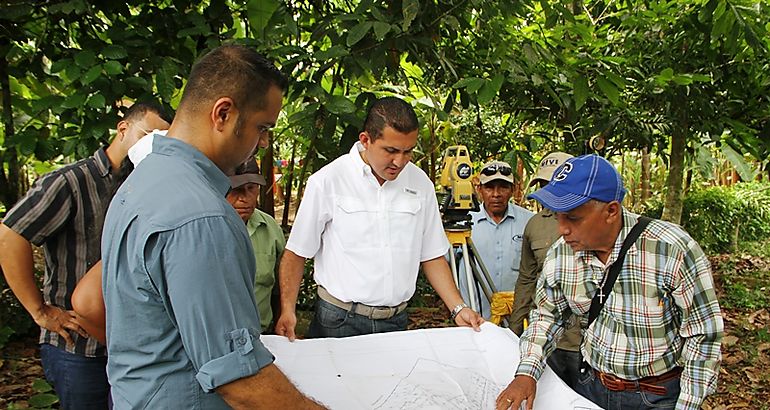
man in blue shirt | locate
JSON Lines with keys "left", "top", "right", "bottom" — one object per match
{"left": 457, "top": 160, "right": 533, "bottom": 319}
{"left": 101, "top": 45, "right": 322, "bottom": 409}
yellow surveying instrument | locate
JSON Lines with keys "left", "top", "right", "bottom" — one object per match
{"left": 437, "top": 146, "right": 501, "bottom": 320}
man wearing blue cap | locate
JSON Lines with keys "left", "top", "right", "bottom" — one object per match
{"left": 496, "top": 154, "right": 723, "bottom": 410}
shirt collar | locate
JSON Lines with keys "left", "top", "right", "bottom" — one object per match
{"left": 246, "top": 209, "right": 268, "bottom": 235}
{"left": 93, "top": 146, "right": 112, "bottom": 178}
{"left": 350, "top": 141, "right": 385, "bottom": 185}
{"left": 152, "top": 136, "right": 231, "bottom": 197}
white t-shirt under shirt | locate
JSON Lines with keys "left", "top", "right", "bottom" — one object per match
{"left": 286, "top": 141, "right": 449, "bottom": 306}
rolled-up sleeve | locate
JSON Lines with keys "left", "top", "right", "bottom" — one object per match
{"left": 157, "top": 215, "right": 275, "bottom": 392}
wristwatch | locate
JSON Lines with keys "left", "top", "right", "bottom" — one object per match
{"left": 450, "top": 303, "right": 468, "bottom": 320}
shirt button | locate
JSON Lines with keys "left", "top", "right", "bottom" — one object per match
{"left": 238, "top": 337, "right": 247, "bottom": 345}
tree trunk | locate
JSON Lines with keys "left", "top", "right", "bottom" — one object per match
{"left": 662, "top": 130, "right": 686, "bottom": 224}
{"left": 0, "top": 53, "right": 21, "bottom": 209}
{"left": 281, "top": 144, "right": 297, "bottom": 229}
{"left": 259, "top": 133, "right": 275, "bottom": 216}
{"left": 641, "top": 147, "right": 651, "bottom": 203}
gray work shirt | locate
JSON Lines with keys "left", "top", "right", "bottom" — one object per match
{"left": 101, "top": 136, "right": 274, "bottom": 409}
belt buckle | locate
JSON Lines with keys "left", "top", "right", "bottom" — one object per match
{"left": 370, "top": 307, "right": 394, "bottom": 320}
{"left": 599, "top": 372, "right": 626, "bottom": 392}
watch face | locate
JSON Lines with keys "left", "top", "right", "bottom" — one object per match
{"left": 456, "top": 163, "right": 472, "bottom": 179}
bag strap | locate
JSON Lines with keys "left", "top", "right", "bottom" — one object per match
{"left": 586, "top": 216, "right": 652, "bottom": 327}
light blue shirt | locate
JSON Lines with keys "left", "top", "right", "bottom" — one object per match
{"left": 101, "top": 136, "right": 274, "bottom": 409}
{"left": 456, "top": 203, "right": 534, "bottom": 318}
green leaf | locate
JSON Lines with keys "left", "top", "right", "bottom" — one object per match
{"left": 125, "top": 76, "right": 148, "bottom": 89}
{"left": 672, "top": 75, "right": 694, "bottom": 85}
{"left": 88, "top": 93, "right": 107, "bottom": 109}
{"left": 402, "top": 0, "right": 419, "bottom": 32}
{"left": 655, "top": 68, "right": 675, "bottom": 85}
{"left": 101, "top": 45, "right": 127, "bottom": 59}
{"left": 573, "top": 75, "right": 589, "bottom": 110}
{"left": 74, "top": 50, "right": 97, "bottom": 68}
{"left": 32, "top": 379, "right": 53, "bottom": 393}
{"left": 314, "top": 46, "right": 349, "bottom": 61}
{"left": 596, "top": 76, "right": 620, "bottom": 105}
{"left": 347, "top": 21, "right": 372, "bottom": 47}
{"left": 28, "top": 393, "right": 59, "bottom": 408}
{"left": 50, "top": 58, "right": 71, "bottom": 74}
{"left": 477, "top": 74, "right": 505, "bottom": 105}
{"left": 325, "top": 95, "right": 356, "bottom": 115}
{"left": 247, "top": 0, "right": 280, "bottom": 37}
{"left": 62, "top": 92, "right": 87, "bottom": 109}
{"left": 452, "top": 77, "right": 482, "bottom": 89}
{"left": 721, "top": 143, "right": 757, "bottom": 182}
{"left": 372, "top": 22, "right": 391, "bottom": 40}
{"left": 103, "top": 60, "right": 124, "bottom": 75}
{"left": 466, "top": 77, "right": 485, "bottom": 94}
{"left": 81, "top": 65, "right": 102, "bottom": 85}
{"left": 156, "top": 58, "right": 177, "bottom": 102}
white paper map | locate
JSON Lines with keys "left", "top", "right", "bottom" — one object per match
{"left": 261, "top": 322, "right": 601, "bottom": 409}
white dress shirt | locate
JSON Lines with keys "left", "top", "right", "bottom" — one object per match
{"left": 286, "top": 141, "right": 449, "bottom": 306}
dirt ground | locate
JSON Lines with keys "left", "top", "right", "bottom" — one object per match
{"left": 1, "top": 256, "right": 768, "bottom": 409}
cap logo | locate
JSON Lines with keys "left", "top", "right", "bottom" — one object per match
{"left": 553, "top": 162, "right": 572, "bottom": 182}
{"left": 541, "top": 158, "right": 559, "bottom": 167}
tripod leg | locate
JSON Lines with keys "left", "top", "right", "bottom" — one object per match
{"left": 467, "top": 238, "right": 510, "bottom": 327}
{"left": 448, "top": 246, "right": 460, "bottom": 288}
{"left": 461, "top": 241, "right": 479, "bottom": 312}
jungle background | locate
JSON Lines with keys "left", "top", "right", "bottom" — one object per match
{"left": 1, "top": 0, "right": 769, "bottom": 408}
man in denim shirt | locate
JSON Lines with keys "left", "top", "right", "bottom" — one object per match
{"left": 101, "top": 45, "right": 322, "bottom": 409}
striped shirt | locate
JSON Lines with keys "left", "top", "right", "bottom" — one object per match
{"left": 3, "top": 147, "right": 119, "bottom": 357}
{"left": 517, "top": 210, "right": 723, "bottom": 410}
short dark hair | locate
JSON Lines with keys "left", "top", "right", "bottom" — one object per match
{"left": 363, "top": 97, "right": 419, "bottom": 140}
{"left": 179, "top": 44, "right": 288, "bottom": 113}
{"left": 122, "top": 101, "right": 173, "bottom": 124}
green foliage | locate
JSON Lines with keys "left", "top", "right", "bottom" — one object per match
{"left": 644, "top": 182, "right": 770, "bottom": 253}
{"left": 0, "top": 274, "right": 37, "bottom": 344}
{"left": 296, "top": 259, "right": 317, "bottom": 311}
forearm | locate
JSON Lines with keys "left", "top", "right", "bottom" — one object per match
{"left": 421, "top": 256, "right": 464, "bottom": 310}
{"left": 0, "top": 225, "right": 45, "bottom": 318}
{"left": 278, "top": 250, "right": 306, "bottom": 314}
{"left": 217, "top": 363, "right": 324, "bottom": 409}
{"left": 71, "top": 261, "right": 106, "bottom": 344}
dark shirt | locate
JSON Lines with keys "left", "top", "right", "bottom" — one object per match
{"left": 3, "top": 147, "right": 117, "bottom": 357}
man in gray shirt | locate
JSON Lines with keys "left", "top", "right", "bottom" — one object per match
{"left": 101, "top": 45, "right": 322, "bottom": 409}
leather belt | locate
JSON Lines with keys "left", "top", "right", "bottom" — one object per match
{"left": 317, "top": 286, "right": 407, "bottom": 320}
{"left": 593, "top": 367, "right": 682, "bottom": 396}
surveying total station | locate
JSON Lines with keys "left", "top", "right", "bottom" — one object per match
{"left": 437, "top": 146, "right": 500, "bottom": 316}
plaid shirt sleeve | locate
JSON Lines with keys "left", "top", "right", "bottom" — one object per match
{"left": 515, "top": 248, "right": 572, "bottom": 380}
{"left": 673, "top": 237, "right": 724, "bottom": 410}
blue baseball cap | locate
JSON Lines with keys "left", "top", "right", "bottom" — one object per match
{"left": 528, "top": 154, "right": 626, "bottom": 212}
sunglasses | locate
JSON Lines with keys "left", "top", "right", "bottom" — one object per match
{"left": 480, "top": 164, "right": 512, "bottom": 176}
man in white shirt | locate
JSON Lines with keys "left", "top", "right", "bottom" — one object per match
{"left": 276, "top": 97, "right": 483, "bottom": 339}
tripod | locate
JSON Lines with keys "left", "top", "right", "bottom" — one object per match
{"left": 445, "top": 223, "right": 506, "bottom": 326}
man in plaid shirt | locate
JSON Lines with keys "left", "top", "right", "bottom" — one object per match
{"left": 496, "top": 154, "right": 723, "bottom": 410}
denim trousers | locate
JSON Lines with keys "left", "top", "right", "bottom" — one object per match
{"left": 39, "top": 343, "right": 110, "bottom": 410}
{"left": 574, "top": 365, "right": 681, "bottom": 409}
{"left": 546, "top": 348, "right": 582, "bottom": 389}
{"left": 307, "top": 298, "right": 409, "bottom": 338}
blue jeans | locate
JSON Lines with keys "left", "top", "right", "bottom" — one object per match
{"left": 546, "top": 348, "right": 582, "bottom": 389}
{"left": 307, "top": 298, "right": 409, "bottom": 338}
{"left": 39, "top": 343, "right": 110, "bottom": 410}
{"left": 574, "top": 365, "right": 681, "bottom": 409}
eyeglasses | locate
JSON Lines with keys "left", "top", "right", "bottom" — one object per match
{"left": 480, "top": 164, "right": 512, "bottom": 176}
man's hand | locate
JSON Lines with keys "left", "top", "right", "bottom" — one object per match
{"left": 274, "top": 311, "right": 298, "bottom": 342}
{"left": 496, "top": 375, "right": 537, "bottom": 410}
{"left": 454, "top": 307, "right": 484, "bottom": 331}
{"left": 33, "top": 304, "right": 87, "bottom": 345}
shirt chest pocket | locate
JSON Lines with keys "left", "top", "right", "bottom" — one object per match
{"left": 253, "top": 251, "right": 276, "bottom": 287}
{"left": 334, "top": 196, "right": 376, "bottom": 247}
{"left": 389, "top": 196, "right": 422, "bottom": 249}
{"left": 531, "top": 238, "right": 553, "bottom": 268}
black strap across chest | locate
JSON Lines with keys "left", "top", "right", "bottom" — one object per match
{"left": 586, "top": 216, "right": 653, "bottom": 327}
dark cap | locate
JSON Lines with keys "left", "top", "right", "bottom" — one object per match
{"left": 229, "top": 157, "right": 266, "bottom": 188}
